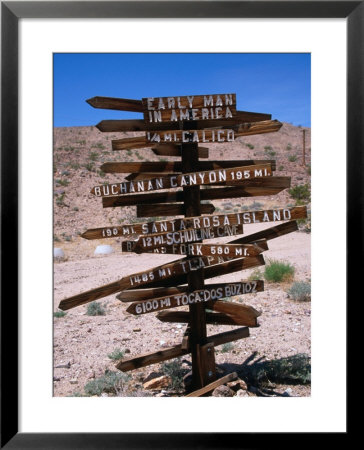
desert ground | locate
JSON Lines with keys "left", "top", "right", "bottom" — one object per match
{"left": 53, "top": 122, "right": 311, "bottom": 397}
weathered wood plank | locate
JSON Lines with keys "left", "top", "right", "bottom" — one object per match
{"left": 230, "top": 220, "right": 299, "bottom": 245}
{"left": 157, "top": 310, "right": 260, "bottom": 327}
{"left": 152, "top": 145, "right": 209, "bottom": 158}
{"left": 125, "top": 281, "right": 264, "bottom": 316}
{"left": 207, "top": 300, "right": 261, "bottom": 327}
{"left": 91, "top": 164, "right": 272, "bottom": 197}
{"left": 111, "top": 120, "right": 282, "bottom": 150}
{"left": 101, "top": 181, "right": 289, "bottom": 208}
{"left": 121, "top": 224, "right": 245, "bottom": 251}
{"left": 116, "top": 273, "right": 266, "bottom": 302}
{"left": 134, "top": 255, "right": 265, "bottom": 290}
{"left": 199, "top": 342, "right": 217, "bottom": 386}
{"left": 146, "top": 129, "right": 235, "bottom": 145}
{"left": 58, "top": 254, "right": 259, "bottom": 311}
{"left": 116, "top": 327, "right": 249, "bottom": 372}
{"left": 82, "top": 206, "right": 305, "bottom": 240}
{"left": 136, "top": 203, "right": 215, "bottom": 218}
{"left": 185, "top": 372, "right": 238, "bottom": 397}
{"left": 122, "top": 240, "right": 267, "bottom": 257}
{"left": 86, "top": 96, "right": 143, "bottom": 112}
{"left": 100, "top": 160, "right": 276, "bottom": 174}
{"left": 96, "top": 110, "right": 272, "bottom": 132}
{"left": 142, "top": 93, "right": 236, "bottom": 123}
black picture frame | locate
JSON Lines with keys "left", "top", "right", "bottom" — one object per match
{"left": 1, "top": 1, "right": 359, "bottom": 448}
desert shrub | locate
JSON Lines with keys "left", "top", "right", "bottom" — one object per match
{"left": 84, "top": 371, "right": 130, "bottom": 396}
{"left": 266, "top": 149, "right": 276, "bottom": 157}
{"left": 250, "top": 201, "right": 264, "bottom": 210}
{"left": 288, "top": 155, "right": 297, "bottom": 162}
{"left": 246, "top": 143, "right": 254, "bottom": 149}
{"left": 56, "top": 193, "right": 66, "bottom": 206}
{"left": 108, "top": 349, "right": 125, "bottom": 361}
{"left": 278, "top": 165, "right": 284, "bottom": 171}
{"left": 287, "top": 281, "right": 311, "bottom": 302}
{"left": 86, "top": 302, "right": 106, "bottom": 316}
{"left": 248, "top": 268, "right": 264, "bottom": 281}
{"left": 161, "top": 358, "right": 187, "bottom": 391}
{"left": 286, "top": 143, "right": 292, "bottom": 151}
{"left": 247, "top": 354, "right": 311, "bottom": 385}
{"left": 264, "top": 145, "right": 272, "bottom": 151}
{"left": 264, "top": 259, "right": 295, "bottom": 282}
{"left": 221, "top": 343, "right": 234, "bottom": 353}
{"left": 306, "top": 164, "right": 311, "bottom": 175}
{"left": 54, "top": 310, "right": 66, "bottom": 318}
{"left": 288, "top": 183, "right": 311, "bottom": 201}
{"left": 84, "top": 162, "right": 94, "bottom": 172}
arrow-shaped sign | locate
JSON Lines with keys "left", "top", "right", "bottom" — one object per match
{"left": 90, "top": 164, "right": 272, "bottom": 197}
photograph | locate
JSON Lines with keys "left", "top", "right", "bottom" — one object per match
{"left": 53, "top": 53, "right": 312, "bottom": 398}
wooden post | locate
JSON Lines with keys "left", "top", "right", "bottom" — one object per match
{"left": 181, "top": 125, "right": 216, "bottom": 390}
{"left": 302, "top": 129, "right": 306, "bottom": 166}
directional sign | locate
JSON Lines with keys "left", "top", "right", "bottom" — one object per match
{"left": 146, "top": 129, "right": 235, "bottom": 145}
{"left": 128, "top": 255, "right": 265, "bottom": 291}
{"left": 95, "top": 109, "right": 272, "bottom": 132}
{"left": 116, "top": 282, "right": 250, "bottom": 303}
{"left": 102, "top": 180, "right": 290, "bottom": 208}
{"left": 137, "top": 203, "right": 215, "bottom": 218}
{"left": 151, "top": 144, "right": 209, "bottom": 158}
{"left": 122, "top": 240, "right": 267, "bottom": 258}
{"left": 142, "top": 94, "right": 237, "bottom": 123}
{"left": 99, "top": 159, "right": 277, "bottom": 175}
{"left": 81, "top": 206, "right": 306, "bottom": 240}
{"left": 230, "top": 220, "right": 299, "bottom": 245}
{"left": 111, "top": 120, "right": 282, "bottom": 150}
{"left": 90, "top": 164, "right": 272, "bottom": 197}
{"left": 121, "top": 224, "right": 245, "bottom": 250}
{"left": 58, "top": 254, "right": 263, "bottom": 311}
{"left": 156, "top": 310, "right": 259, "bottom": 327}
{"left": 100, "top": 160, "right": 275, "bottom": 174}
{"left": 86, "top": 96, "right": 143, "bottom": 112}
{"left": 125, "top": 281, "right": 263, "bottom": 317}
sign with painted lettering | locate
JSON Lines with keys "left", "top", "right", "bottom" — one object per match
{"left": 146, "top": 129, "right": 235, "bottom": 144}
{"left": 90, "top": 164, "right": 272, "bottom": 197}
{"left": 111, "top": 119, "right": 282, "bottom": 150}
{"left": 100, "top": 159, "right": 277, "bottom": 175}
{"left": 58, "top": 253, "right": 262, "bottom": 311}
{"left": 122, "top": 240, "right": 267, "bottom": 257}
{"left": 126, "top": 281, "right": 264, "bottom": 316}
{"left": 142, "top": 94, "right": 237, "bottom": 123}
{"left": 121, "top": 224, "right": 245, "bottom": 251}
{"left": 81, "top": 206, "right": 306, "bottom": 240}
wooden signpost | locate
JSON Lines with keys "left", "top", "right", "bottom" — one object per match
{"left": 58, "top": 91, "right": 306, "bottom": 395}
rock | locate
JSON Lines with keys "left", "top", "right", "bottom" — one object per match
{"left": 94, "top": 245, "right": 113, "bottom": 256}
{"left": 53, "top": 376, "right": 61, "bottom": 382}
{"left": 142, "top": 371, "right": 162, "bottom": 384}
{"left": 55, "top": 362, "right": 71, "bottom": 369}
{"left": 227, "top": 379, "right": 248, "bottom": 392}
{"left": 54, "top": 248, "right": 65, "bottom": 260}
{"left": 125, "top": 348, "right": 131, "bottom": 354}
{"left": 133, "top": 328, "right": 141, "bottom": 332}
{"left": 212, "top": 385, "right": 235, "bottom": 397}
{"left": 143, "top": 375, "right": 171, "bottom": 390}
{"left": 283, "top": 388, "right": 293, "bottom": 397}
{"left": 70, "top": 379, "right": 78, "bottom": 384}
{"left": 236, "top": 389, "right": 249, "bottom": 397}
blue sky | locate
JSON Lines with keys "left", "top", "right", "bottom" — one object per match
{"left": 53, "top": 53, "right": 310, "bottom": 127}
